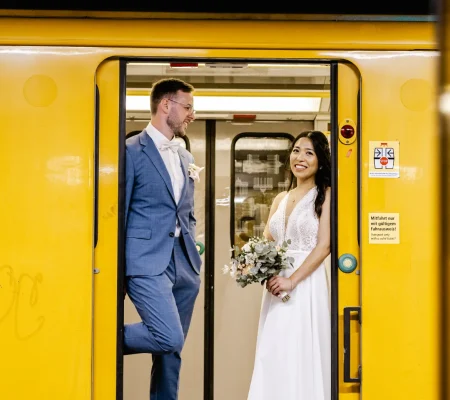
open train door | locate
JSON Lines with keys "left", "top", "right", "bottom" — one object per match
{"left": 93, "top": 59, "right": 126, "bottom": 400}
{"left": 331, "top": 62, "right": 361, "bottom": 400}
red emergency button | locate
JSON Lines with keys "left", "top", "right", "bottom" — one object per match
{"left": 340, "top": 125, "right": 355, "bottom": 139}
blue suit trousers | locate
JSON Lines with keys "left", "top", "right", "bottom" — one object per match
{"left": 124, "top": 237, "right": 200, "bottom": 400}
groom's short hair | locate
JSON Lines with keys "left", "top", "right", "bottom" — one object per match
{"left": 150, "top": 78, "right": 195, "bottom": 115}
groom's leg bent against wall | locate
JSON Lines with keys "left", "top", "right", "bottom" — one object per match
{"left": 150, "top": 237, "right": 201, "bottom": 400}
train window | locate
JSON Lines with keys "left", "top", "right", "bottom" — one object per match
{"left": 125, "top": 129, "right": 190, "bottom": 151}
{"left": 231, "top": 133, "right": 294, "bottom": 248}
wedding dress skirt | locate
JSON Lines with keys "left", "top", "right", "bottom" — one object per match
{"left": 247, "top": 250, "right": 330, "bottom": 400}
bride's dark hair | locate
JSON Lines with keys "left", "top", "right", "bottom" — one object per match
{"left": 286, "top": 130, "right": 331, "bottom": 218}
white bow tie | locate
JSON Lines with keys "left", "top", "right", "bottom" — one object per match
{"left": 159, "top": 141, "right": 180, "bottom": 153}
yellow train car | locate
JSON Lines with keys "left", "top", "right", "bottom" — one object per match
{"left": 0, "top": 7, "right": 440, "bottom": 400}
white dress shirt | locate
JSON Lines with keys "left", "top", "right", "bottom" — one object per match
{"left": 146, "top": 123, "right": 184, "bottom": 237}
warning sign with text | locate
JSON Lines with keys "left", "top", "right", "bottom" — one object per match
{"left": 369, "top": 141, "right": 399, "bottom": 178}
{"left": 369, "top": 213, "right": 400, "bottom": 244}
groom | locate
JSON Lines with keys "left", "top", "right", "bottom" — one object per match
{"left": 124, "top": 78, "right": 202, "bottom": 399}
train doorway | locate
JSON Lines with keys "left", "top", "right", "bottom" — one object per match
{"left": 94, "top": 59, "right": 361, "bottom": 400}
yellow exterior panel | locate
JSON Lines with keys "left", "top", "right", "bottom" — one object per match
{"left": 0, "top": 49, "right": 99, "bottom": 398}
{"left": 0, "top": 19, "right": 436, "bottom": 50}
{"left": 358, "top": 52, "right": 440, "bottom": 399}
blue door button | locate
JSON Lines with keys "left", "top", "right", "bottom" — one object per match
{"left": 338, "top": 253, "right": 357, "bottom": 273}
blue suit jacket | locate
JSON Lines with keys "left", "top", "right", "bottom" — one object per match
{"left": 124, "top": 130, "right": 202, "bottom": 276}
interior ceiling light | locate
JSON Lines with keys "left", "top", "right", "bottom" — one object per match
{"left": 126, "top": 95, "right": 321, "bottom": 113}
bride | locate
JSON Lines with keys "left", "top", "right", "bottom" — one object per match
{"left": 247, "top": 130, "right": 331, "bottom": 400}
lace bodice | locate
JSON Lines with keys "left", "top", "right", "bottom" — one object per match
{"left": 269, "top": 187, "right": 319, "bottom": 252}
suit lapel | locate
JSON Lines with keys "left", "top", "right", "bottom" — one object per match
{"left": 177, "top": 149, "right": 189, "bottom": 207}
{"left": 140, "top": 131, "right": 176, "bottom": 202}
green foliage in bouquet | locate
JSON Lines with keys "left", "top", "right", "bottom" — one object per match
{"left": 223, "top": 237, "right": 295, "bottom": 288}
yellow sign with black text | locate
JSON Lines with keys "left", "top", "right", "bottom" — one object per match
{"left": 369, "top": 213, "right": 400, "bottom": 244}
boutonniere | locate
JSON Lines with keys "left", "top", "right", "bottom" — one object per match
{"left": 188, "top": 163, "right": 204, "bottom": 182}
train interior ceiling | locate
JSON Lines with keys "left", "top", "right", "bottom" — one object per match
{"left": 125, "top": 61, "right": 331, "bottom": 134}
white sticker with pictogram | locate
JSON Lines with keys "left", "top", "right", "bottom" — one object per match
{"left": 369, "top": 141, "right": 399, "bottom": 178}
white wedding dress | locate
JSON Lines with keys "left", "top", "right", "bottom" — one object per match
{"left": 247, "top": 187, "right": 331, "bottom": 400}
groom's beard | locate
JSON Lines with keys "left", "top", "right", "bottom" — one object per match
{"left": 167, "top": 112, "right": 186, "bottom": 137}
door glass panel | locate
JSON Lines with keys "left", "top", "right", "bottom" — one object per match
{"left": 232, "top": 134, "right": 293, "bottom": 248}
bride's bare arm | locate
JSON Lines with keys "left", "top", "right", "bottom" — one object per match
{"left": 263, "top": 191, "right": 287, "bottom": 241}
{"left": 289, "top": 187, "right": 331, "bottom": 288}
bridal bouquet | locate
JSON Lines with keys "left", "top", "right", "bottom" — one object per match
{"left": 223, "top": 237, "right": 295, "bottom": 302}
